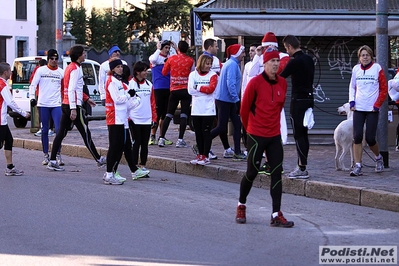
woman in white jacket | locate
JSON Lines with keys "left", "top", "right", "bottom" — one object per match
{"left": 188, "top": 54, "right": 218, "bottom": 165}
{"left": 128, "top": 61, "right": 157, "bottom": 179}
{"left": 104, "top": 59, "right": 137, "bottom": 185}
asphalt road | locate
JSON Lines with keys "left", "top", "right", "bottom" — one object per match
{"left": 0, "top": 148, "right": 398, "bottom": 266}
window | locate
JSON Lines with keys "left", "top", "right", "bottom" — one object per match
{"left": 0, "top": 37, "right": 6, "bottom": 62}
{"left": 16, "top": 0, "right": 27, "bottom": 20}
{"left": 12, "top": 59, "right": 40, "bottom": 84}
{"left": 81, "top": 63, "right": 96, "bottom": 86}
{"left": 17, "top": 40, "right": 26, "bottom": 57}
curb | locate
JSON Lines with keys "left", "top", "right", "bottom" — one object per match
{"left": 17, "top": 138, "right": 399, "bottom": 213}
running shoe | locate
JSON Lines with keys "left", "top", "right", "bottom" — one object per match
{"left": 103, "top": 173, "right": 123, "bottom": 185}
{"left": 287, "top": 167, "right": 309, "bottom": 179}
{"left": 97, "top": 156, "right": 107, "bottom": 167}
{"left": 375, "top": 157, "right": 384, "bottom": 173}
{"left": 5, "top": 167, "right": 24, "bottom": 176}
{"left": 47, "top": 161, "right": 65, "bottom": 171}
{"left": 42, "top": 154, "right": 50, "bottom": 165}
{"left": 270, "top": 211, "right": 294, "bottom": 228}
{"left": 132, "top": 168, "right": 150, "bottom": 180}
{"left": 56, "top": 153, "right": 64, "bottom": 166}
{"left": 176, "top": 139, "right": 187, "bottom": 148}
{"left": 236, "top": 205, "right": 246, "bottom": 224}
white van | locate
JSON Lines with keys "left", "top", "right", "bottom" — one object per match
{"left": 10, "top": 56, "right": 105, "bottom": 128}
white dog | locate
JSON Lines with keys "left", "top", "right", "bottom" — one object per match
{"left": 334, "top": 103, "right": 354, "bottom": 171}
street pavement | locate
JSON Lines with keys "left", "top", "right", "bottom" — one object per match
{"left": 0, "top": 147, "right": 398, "bottom": 266}
{"left": 9, "top": 118, "right": 399, "bottom": 213}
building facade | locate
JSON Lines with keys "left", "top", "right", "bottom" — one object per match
{"left": 194, "top": 0, "right": 399, "bottom": 131}
{"left": 0, "top": 0, "right": 37, "bottom": 63}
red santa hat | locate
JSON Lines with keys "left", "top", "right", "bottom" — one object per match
{"left": 263, "top": 50, "right": 280, "bottom": 64}
{"left": 226, "top": 44, "right": 245, "bottom": 58}
{"left": 262, "top": 32, "right": 278, "bottom": 47}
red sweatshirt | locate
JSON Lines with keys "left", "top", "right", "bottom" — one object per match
{"left": 162, "top": 53, "right": 195, "bottom": 91}
{"left": 241, "top": 72, "right": 287, "bottom": 138}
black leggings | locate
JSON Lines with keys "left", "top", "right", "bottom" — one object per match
{"left": 239, "top": 134, "right": 284, "bottom": 213}
{"left": 290, "top": 99, "right": 313, "bottom": 166}
{"left": 0, "top": 125, "right": 13, "bottom": 151}
{"left": 107, "top": 125, "right": 125, "bottom": 173}
{"left": 160, "top": 89, "right": 191, "bottom": 140}
{"left": 129, "top": 121, "right": 151, "bottom": 171}
{"left": 107, "top": 126, "right": 136, "bottom": 173}
{"left": 210, "top": 100, "right": 242, "bottom": 153}
{"left": 192, "top": 116, "right": 215, "bottom": 156}
{"left": 154, "top": 89, "right": 170, "bottom": 121}
{"left": 50, "top": 104, "right": 101, "bottom": 161}
{"left": 353, "top": 110, "right": 378, "bottom": 146}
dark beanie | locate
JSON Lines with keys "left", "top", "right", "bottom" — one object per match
{"left": 109, "top": 59, "right": 123, "bottom": 71}
{"left": 161, "top": 40, "right": 171, "bottom": 50}
{"left": 47, "top": 49, "right": 59, "bottom": 60}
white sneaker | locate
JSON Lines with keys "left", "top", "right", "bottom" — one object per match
{"left": 97, "top": 156, "right": 106, "bottom": 167}
{"left": 158, "top": 137, "right": 166, "bottom": 147}
{"left": 56, "top": 153, "right": 64, "bottom": 166}
{"left": 223, "top": 148, "right": 234, "bottom": 158}
{"left": 190, "top": 155, "right": 200, "bottom": 165}
{"left": 114, "top": 172, "right": 127, "bottom": 182}
{"left": 375, "top": 157, "right": 384, "bottom": 173}
{"left": 197, "top": 157, "right": 210, "bottom": 165}
{"left": 132, "top": 168, "right": 150, "bottom": 180}
{"left": 47, "top": 161, "right": 65, "bottom": 171}
{"left": 208, "top": 150, "right": 218, "bottom": 160}
{"left": 176, "top": 139, "right": 187, "bottom": 148}
{"left": 48, "top": 129, "right": 55, "bottom": 137}
{"left": 34, "top": 129, "right": 42, "bottom": 137}
{"left": 42, "top": 154, "right": 50, "bottom": 165}
{"left": 287, "top": 167, "right": 309, "bottom": 179}
{"left": 103, "top": 173, "right": 123, "bottom": 185}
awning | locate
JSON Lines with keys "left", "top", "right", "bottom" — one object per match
{"left": 211, "top": 15, "right": 399, "bottom": 37}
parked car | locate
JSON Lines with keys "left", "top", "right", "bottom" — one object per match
{"left": 10, "top": 56, "right": 104, "bottom": 128}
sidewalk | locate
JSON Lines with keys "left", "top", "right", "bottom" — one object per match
{"left": 12, "top": 120, "right": 399, "bottom": 212}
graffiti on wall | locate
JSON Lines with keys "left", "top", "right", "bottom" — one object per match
{"left": 327, "top": 39, "right": 357, "bottom": 79}
{"left": 313, "top": 84, "right": 330, "bottom": 103}
{"left": 303, "top": 39, "right": 330, "bottom": 103}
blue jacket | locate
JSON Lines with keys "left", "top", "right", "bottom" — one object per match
{"left": 214, "top": 57, "right": 241, "bottom": 103}
{"left": 151, "top": 64, "right": 170, "bottom": 90}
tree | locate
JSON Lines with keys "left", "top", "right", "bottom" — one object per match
{"left": 65, "top": 7, "right": 87, "bottom": 45}
{"left": 65, "top": 0, "right": 194, "bottom": 51}
{"left": 86, "top": 8, "right": 130, "bottom": 51}
{"left": 124, "top": 0, "right": 194, "bottom": 43}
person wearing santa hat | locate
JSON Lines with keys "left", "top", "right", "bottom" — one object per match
{"left": 236, "top": 48, "right": 294, "bottom": 227}
{"left": 248, "top": 32, "right": 290, "bottom": 78}
{"left": 280, "top": 35, "right": 315, "bottom": 179}
{"left": 247, "top": 33, "right": 290, "bottom": 174}
{"left": 211, "top": 43, "right": 246, "bottom": 161}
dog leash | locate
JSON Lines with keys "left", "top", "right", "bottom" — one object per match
{"left": 313, "top": 104, "right": 342, "bottom": 117}
{"left": 362, "top": 147, "right": 377, "bottom": 168}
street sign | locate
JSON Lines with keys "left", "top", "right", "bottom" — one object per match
{"left": 193, "top": 13, "right": 202, "bottom": 46}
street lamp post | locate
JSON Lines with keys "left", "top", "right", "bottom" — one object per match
{"left": 376, "top": 0, "right": 389, "bottom": 167}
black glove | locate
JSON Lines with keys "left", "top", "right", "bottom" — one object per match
{"left": 128, "top": 89, "right": 136, "bottom": 97}
{"left": 151, "top": 121, "right": 158, "bottom": 129}
{"left": 30, "top": 99, "right": 37, "bottom": 108}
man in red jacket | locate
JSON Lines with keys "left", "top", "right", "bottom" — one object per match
{"left": 236, "top": 48, "right": 294, "bottom": 227}
{"left": 158, "top": 41, "right": 195, "bottom": 148}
